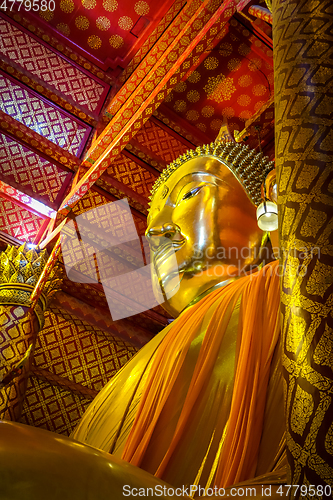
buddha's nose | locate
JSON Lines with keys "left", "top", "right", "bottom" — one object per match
{"left": 146, "top": 223, "right": 181, "bottom": 249}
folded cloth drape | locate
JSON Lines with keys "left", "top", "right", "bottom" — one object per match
{"left": 72, "top": 260, "right": 285, "bottom": 490}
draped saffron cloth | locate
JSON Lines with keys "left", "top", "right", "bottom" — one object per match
{"left": 72, "top": 260, "right": 285, "bottom": 489}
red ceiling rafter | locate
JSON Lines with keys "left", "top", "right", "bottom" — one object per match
{"left": 109, "top": 0, "right": 177, "bottom": 72}
{"left": 249, "top": 39, "right": 273, "bottom": 68}
{"left": 83, "top": 163, "right": 153, "bottom": 208}
{"left": 150, "top": 116, "right": 195, "bottom": 150}
{"left": 0, "top": 70, "right": 91, "bottom": 156}
{"left": 0, "top": 59, "right": 97, "bottom": 128}
{"left": 234, "top": 94, "right": 274, "bottom": 142}
{"left": 0, "top": 180, "right": 56, "bottom": 220}
{"left": 59, "top": 0, "right": 240, "bottom": 215}
{"left": 0, "top": 194, "right": 46, "bottom": 243}
{"left": 0, "top": 10, "right": 113, "bottom": 85}
{"left": 0, "top": 109, "right": 81, "bottom": 173}
{"left": 236, "top": 0, "right": 253, "bottom": 11}
{"left": 118, "top": 0, "right": 187, "bottom": 86}
{"left": 94, "top": 178, "right": 148, "bottom": 215}
{"left": 155, "top": 105, "right": 212, "bottom": 146}
{"left": 248, "top": 5, "right": 272, "bottom": 24}
{"left": 0, "top": 15, "right": 109, "bottom": 119}
{"left": 0, "top": 133, "right": 72, "bottom": 210}
{"left": 40, "top": 183, "right": 148, "bottom": 250}
{"left": 122, "top": 148, "right": 162, "bottom": 178}
{"left": 126, "top": 138, "right": 168, "bottom": 173}
{"left": 15, "top": 0, "right": 176, "bottom": 74}
{"left": 107, "top": 0, "right": 209, "bottom": 118}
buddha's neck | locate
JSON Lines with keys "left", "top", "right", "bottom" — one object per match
{"left": 180, "top": 277, "right": 238, "bottom": 313}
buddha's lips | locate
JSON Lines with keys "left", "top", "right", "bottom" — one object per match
{"left": 153, "top": 240, "right": 185, "bottom": 269}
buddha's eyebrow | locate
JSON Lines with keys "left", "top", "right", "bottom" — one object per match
{"left": 147, "top": 206, "right": 159, "bottom": 224}
{"left": 170, "top": 172, "right": 230, "bottom": 200}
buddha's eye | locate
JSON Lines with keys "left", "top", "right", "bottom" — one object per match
{"left": 181, "top": 186, "right": 202, "bottom": 202}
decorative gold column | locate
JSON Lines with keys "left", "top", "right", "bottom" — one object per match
{"left": 0, "top": 244, "right": 61, "bottom": 421}
{"left": 273, "top": 0, "right": 333, "bottom": 491}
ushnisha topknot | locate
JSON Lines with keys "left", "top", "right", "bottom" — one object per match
{"left": 149, "top": 140, "right": 275, "bottom": 207}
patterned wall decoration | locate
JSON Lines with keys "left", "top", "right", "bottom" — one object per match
{"left": 20, "top": 306, "right": 138, "bottom": 435}
{"left": 33, "top": 307, "right": 137, "bottom": 392}
{"left": 0, "top": 305, "right": 39, "bottom": 422}
{"left": 95, "top": 177, "right": 148, "bottom": 215}
{"left": 64, "top": 185, "right": 156, "bottom": 320}
{"left": 164, "top": 17, "right": 274, "bottom": 143}
{"left": 0, "top": 58, "right": 97, "bottom": 128}
{"left": 0, "top": 108, "right": 82, "bottom": 173}
{"left": 58, "top": 186, "right": 169, "bottom": 334}
{"left": 0, "top": 71, "right": 91, "bottom": 156}
{"left": 61, "top": 277, "right": 110, "bottom": 314}
{"left": 1, "top": 11, "right": 112, "bottom": 84}
{"left": 63, "top": 186, "right": 147, "bottom": 294}
{"left": 0, "top": 133, "right": 71, "bottom": 209}
{"left": 0, "top": 17, "right": 108, "bottom": 114}
{"left": 0, "top": 194, "right": 44, "bottom": 242}
{"left": 20, "top": 375, "right": 91, "bottom": 435}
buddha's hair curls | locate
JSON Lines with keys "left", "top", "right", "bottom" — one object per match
{"left": 149, "top": 140, "right": 275, "bottom": 207}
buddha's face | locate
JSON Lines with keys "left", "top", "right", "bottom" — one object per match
{"left": 146, "top": 157, "right": 264, "bottom": 317}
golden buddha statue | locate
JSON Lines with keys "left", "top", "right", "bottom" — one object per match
{"left": 71, "top": 141, "right": 286, "bottom": 490}
{"left": 0, "top": 141, "right": 287, "bottom": 499}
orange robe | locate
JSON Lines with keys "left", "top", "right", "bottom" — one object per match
{"left": 72, "top": 261, "right": 286, "bottom": 489}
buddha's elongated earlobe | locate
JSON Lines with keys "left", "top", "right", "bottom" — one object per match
{"left": 257, "top": 169, "right": 278, "bottom": 231}
{"left": 256, "top": 200, "right": 278, "bottom": 230}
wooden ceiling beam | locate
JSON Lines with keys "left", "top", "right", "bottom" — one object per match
{"left": 116, "top": 0, "right": 187, "bottom": 88}
{"left": 0, "top": 180, "right": 56, "bottom": 220}
{"left": 106, "top": 0, "right": 216, "bottom": 119}
{"left": 0, "top": 110, "right": 80, "bottom": 173}
{"left": 60, "top": 268, "right": 169, "bottom": 328}
{"left": 234, "top": 95, "right": 274, "bottom": 143}
{"left": 53, "top": 292, "right": 153, "bottom": 348}
{"left": 0, "top": 59, "right": 97, "bottom": 127}
{"left": 31, "top": 365, "right": 98, "bottom": 400}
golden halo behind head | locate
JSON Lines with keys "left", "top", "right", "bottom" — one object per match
{"left": 149, "top": 140, "right": 275, "bottom": 207}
